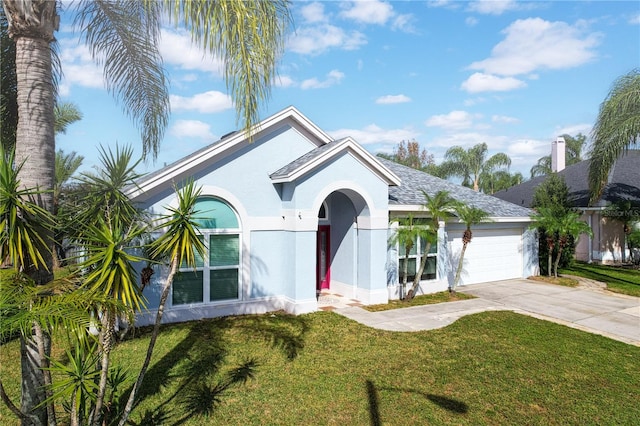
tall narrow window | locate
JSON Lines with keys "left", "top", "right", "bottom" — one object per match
{"left": 172, "top": 197, "right": 241, "bottom": 305}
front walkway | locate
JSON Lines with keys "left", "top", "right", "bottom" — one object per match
{"left": 334, "top": 279, "right": 640, "bottom": 346}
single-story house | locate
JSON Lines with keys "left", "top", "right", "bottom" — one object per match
{"left": 129, "top": 107, "right": 537, "bottom": 326}
{"left": 493, "top": 140, "right": 640, "bottom": 264}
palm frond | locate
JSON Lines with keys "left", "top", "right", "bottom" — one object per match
{"left": 74, "top": 0, "right": 169, "bottom": 159}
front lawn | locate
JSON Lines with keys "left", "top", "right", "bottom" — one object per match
{"left": 365, "top": 290, "right": 475, "bottom": 312}
{"left": 2, "top": 311, "right": 639, "bottom": 425}
{"left": 561, "top": 261, "right": 640, "bottom": 297}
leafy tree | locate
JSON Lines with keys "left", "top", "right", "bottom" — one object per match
{"left": 530, "top": 133, "right": 587, "bottom": 178}
{"left": 378, "top": 140, "right": 435, "bottom": 170}
{"left": 2, "top": 1, "right": 290, "bottom": 420}
{"left": 451, "top": 204, "right": 491, "bottom": 293}
{"left": 406, "top": 190, "right": 456, "bottom": 300}
{"left": 440, "top": 142, "right": 511, "bottom": 191}
{"left": 589, "top": 69, "right": 640, "bottom": 202}
{"left": 389, "top": 215, "right": 431, "bottom": 299}
{"left": 529, "top": 207, "right": 560, "bottom": 277}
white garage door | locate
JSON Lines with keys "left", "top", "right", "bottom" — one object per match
{"left": 448, "top": 228, "right": 523, "bottom": 285}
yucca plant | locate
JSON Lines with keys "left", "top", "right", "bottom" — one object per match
{"left": 118, "top": 179, "right": 205, "bottom": 426}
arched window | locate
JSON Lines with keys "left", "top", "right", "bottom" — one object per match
{"left": 172, "top": 197, "right": 241, "bottom": 305}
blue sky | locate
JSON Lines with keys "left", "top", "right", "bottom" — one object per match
{"left": 55, "top": 1, "right": 640, "bottom": 178}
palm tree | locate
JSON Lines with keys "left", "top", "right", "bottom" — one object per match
{"left": 389, "top": 215, "right": 430, "bottom": 299}
{"left": 451, "top": 204, "right": 491, "bottom": 293}
{"left": 406, "top": 190, "right": 456, "bottom": 300}
{"left": 553, "top": 212, "right": 592, "bottom": 278}
{"left": 440, "top": 143, "right": 511, "bottom": 191}
{"left": 54, "top": 102, "right": 82, "bottom": 135}
{"left": 589, "top": 69, "right": 640, "bottom": 202}
{"left": 2, "top": 1, "right": 290, "bottom": 419}
{"left": 479, "top": 170, "right": 524, "bottom": 194}
{"left": 0, "top": 6, "right": 17, "bottom": 153}
{"left": 118, "top": 180, "right": 206, "bottom": 426}
{"left": 529, "top": 207, "right": 559, "bottom": 277}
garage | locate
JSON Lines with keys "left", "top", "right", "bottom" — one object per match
{"left": 448, "top": 227, "right": 524, "bottom": 285}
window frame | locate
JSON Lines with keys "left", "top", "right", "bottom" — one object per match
{"left": 171, "top": 197, "right": 241, "bottom": 306}
{"left": 395, "top": 221, "right": 438, "bottom": 284}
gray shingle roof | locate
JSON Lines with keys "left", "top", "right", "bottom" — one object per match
{"left": 378, "top": 158, "right": 533, "bottom": 218}
{"left": 492, "top": 150, "right": 640, "bottom": 208}
{"left": 270, "top": 139, "right": 345, "bottom": 179}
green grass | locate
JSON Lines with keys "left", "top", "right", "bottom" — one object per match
{"left": 2, "top": 311, "right": 639, "bottom": 425}
{"left": 365, "top": 290, "right": 475, "bottom": 311}
{"left": 561, "top": 261, "right": 640, "bottom": 297}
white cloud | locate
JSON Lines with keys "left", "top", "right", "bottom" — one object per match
{"left": 554, "top": 123, "right": 592, "bottom": 138}
{"left": 160, "top": 29, "right": 224, "bottom": 75}
{"left": 274, "top": 74, "right": 296, "bottom": 88}
{"left": 465, "top": 16, "right": 479, "bottom": 27}
{"left": 288, "top": 25, "right": 367, "bottom": 55}
{"left": 329, "top": 124, "right": 419, "bottom": 145}
{"left": 340, "top": 0, "right": 395, "bottom": 25}
{"left": 629, "top": 13, "right": 640, "bottom": 25}
{"left": 461, "top": 73, "right": 526, "bottom": 93}
{"left": 492, "top": 115, "right": 520, "bottom": 124}
{"left": 170, "top": 91, "right": 233, "bottom": 113}
{"left": 300, "top": 2, "right": 327, "bottom": 24}
{"left": 375, "top": 94, "right": 411, "bottom": 104}
{"left": 58, "top": 40, "right": 104, "bottom": 94}
{"left": 300, "top": 70, "right": 345, "bottom": 89}
{"left": 467, "top": 0, "right": 518, "bottom": 15}
{"left": 468, "top": 18, "right": 602, "bottom": 76}
{"left": 425, "top": 110, "right": 479, "bottom": 130}
{"left": 170, "top": 120, "right": 215, "bottom": 139}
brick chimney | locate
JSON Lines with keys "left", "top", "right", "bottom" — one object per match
{"left": 551, "top": 136, "right": 565, "bottom": 172}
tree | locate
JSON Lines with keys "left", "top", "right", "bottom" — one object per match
{"left": 389, "top": 215, "right": 431, "bottom": 299}
{"left": 440, "top": 143, "right": 511, "bottom": 191}
{"left": 53, "top": 102, "right": 82, "bottom": 135}
{"left": 378, "top": 140, "right": 435, "bottom": 170}
{"left": 529, "top": 207, "right": 560, "bottom": 277}
{"left": 530, "top": 133, "right": 587, "bottom": 178}
{"left": 405, "top": 190, "right": 456, "bottom": 300}
{"left": 2, "top": 1, "right": 290, "bottom": 422}
{"left": 451, "top": 204, "right": 491, "bottom": 293}
{"left": 589, "top": 69, "right": 640, "bottom": 202}
{"left": 53, "top": 150, "right": 84, "bottom": 267}
{"left": 0, "top": 6, "right": 17, "bottom": 153}
{"left": 479, "top": 170, "right": 524, "bottom": 194}
{"left": 553, "top": 212, "right": 592, "bottom": 278}
{"left": 118, "top": 180, "right": 205, "bottom": 426}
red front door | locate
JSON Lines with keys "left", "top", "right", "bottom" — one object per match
{"left": 317, "top": 225, "right": 331, "bottom": 291}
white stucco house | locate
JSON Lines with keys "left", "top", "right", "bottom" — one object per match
{"left": 129, "top": 107, "right": 537, "bottom": 326}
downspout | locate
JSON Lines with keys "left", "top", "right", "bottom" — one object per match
{"left": 353, "top": 215, "right": 359, "bottom": 299}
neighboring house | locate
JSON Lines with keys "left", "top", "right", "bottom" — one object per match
{"left": 129, "top": 107, "right": 537, "bottom": 326}
{"left": 493, "top": 142, "right": 640, "bottom": 264}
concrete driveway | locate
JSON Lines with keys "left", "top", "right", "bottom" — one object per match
{"left": 336, "top": 279, "right": 640, "bottom": 346}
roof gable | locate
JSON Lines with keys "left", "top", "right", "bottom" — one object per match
{"left": 270, "top": 137, "right": 400, "bottom": 186}
{"left": 128, "top": 106, "right": 333, "bottom": 199}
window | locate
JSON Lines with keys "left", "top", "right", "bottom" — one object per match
{"left": 396, "top": 224, "right": 437, "bottom": 283}
{"left": 172, "top": 197, "right": 241, "bottom": 305}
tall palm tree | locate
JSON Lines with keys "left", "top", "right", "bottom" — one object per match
{"left": 451, "top": 204, "right": 491, "bottom": 293}
{"left": 0, "top": 6, "right": 17, "bottom": 153}
{"left": 589, "top": 69, "right": 640, "bottom": 202}
{"left": 406, "top": 190, "right": 456, "bottom": 300}
{"left": 2, "top": 2, "right": 290, "bottom": 421}
{"left": 440, "top": 143, "right": 511, "bottom": 191}
{"left": 480, "top": 170, "right": 524, "bottom": 194}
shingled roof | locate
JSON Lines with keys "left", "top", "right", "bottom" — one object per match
{"left": 492, "top": 150, "right": 640, "bottom": 208}
{"left": 378, "top": 158, "right": 533, "bottom": 218}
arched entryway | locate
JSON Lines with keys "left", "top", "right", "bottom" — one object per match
{"left": 315, "top": 190, "right": 370, "bottom": 298}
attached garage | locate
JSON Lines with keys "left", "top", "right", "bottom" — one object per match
{"left": 447, "top": 227, "right": 524, "bottom": 285}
